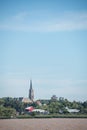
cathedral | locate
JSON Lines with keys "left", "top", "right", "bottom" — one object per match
{"left": 22, "top": 80, "right": 34, "bottom": 103}
{"left": 29, "top": 80, "right": 34, "bottom": 101}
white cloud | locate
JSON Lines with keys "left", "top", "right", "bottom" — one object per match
{"left": 0, "top": 11, "right": 87, "bottom": 32}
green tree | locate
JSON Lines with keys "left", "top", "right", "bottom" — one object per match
{"left": 0, "top": 106, "right": 16, "bottom": 118}
{"left": 0, "top": 99, "right": 5, "bottom": 106}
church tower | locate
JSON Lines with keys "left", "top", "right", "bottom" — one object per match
{"left": 29, "top": 80, "right": 34, "bottom": 101}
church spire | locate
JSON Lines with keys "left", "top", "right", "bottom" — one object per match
{"left": 30, "top": 79, "right": 32, "bottom": 89}
{"left": 29, "top": 80, "right": 34, "bottom": 101}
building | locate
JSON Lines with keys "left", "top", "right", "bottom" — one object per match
{"left": 36, "top": 100, "right": 42, "bottom": 106}
{"left": 29, "top": 80, "right": 34, "bottom": 101}
{"left": 22, "top": 80, "right": 34, "bottom": 103}
{"left": 51, "top": 95, "right": 57, "bottom": 101}
{"left": 65, "top": 107, "right": 80, "bottom": 113}
{"left": 25, "top": 107, "right": 49, "bottom": 114}
{"left": 22, "top": 98, "right": 32, "bottom": 103}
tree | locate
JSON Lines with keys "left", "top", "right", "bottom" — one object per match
{"left": 3, "top": 97, "right": 25, "bottom": 114}
{"left": 0, "top": 106, "right": 16, "bottom": 118}
{"left": 0, "top": 99, "right": 5, "bottom": 106}
{"left": 51, "top": 95, "right": 58, "bottom": 101}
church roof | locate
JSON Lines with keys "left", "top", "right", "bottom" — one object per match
{"left": 22, "top": 98, "right": 32, "bottom": 103}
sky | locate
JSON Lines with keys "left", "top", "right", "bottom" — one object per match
{"left": 0, "top": 0, "right": 87, "bottom": 101}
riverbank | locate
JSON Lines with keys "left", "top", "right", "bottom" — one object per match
{"left": 0, "top": 118, "right": 87, "bottom": 130}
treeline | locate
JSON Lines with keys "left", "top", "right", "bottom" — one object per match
{"left": 39, "top": 97, "right": 87, "bottom": 114}
{"left": 0, "top": 97, "right": 87, "bottom": 118}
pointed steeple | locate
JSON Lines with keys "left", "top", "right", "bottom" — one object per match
{"left": 29, "top": 80, "right": 34, "bottom": 101}
{"left": 30, "top": 79, "right": 32, "bottom": 89}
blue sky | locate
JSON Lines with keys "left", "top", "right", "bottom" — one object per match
{"left": 0, "top": 0, "right": 87, "bottom": 101}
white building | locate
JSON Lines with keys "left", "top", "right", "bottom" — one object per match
{"left": 66, "top": 107, "right": 80, "bottom": 113}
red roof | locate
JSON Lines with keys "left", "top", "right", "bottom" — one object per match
{"left": 25, "top": 106, "right": 34, "bottom": 112}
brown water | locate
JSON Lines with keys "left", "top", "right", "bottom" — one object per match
{"left": 0, "top": 118, "right": 87, "bottom": 130}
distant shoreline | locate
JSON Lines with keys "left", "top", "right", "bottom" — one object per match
{"left": 1, "top": 114, "right": 87, "bottom": 119}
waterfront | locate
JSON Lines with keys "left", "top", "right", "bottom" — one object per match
{"left": 0, "top": 118, "right": 87, "bottom": 130}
